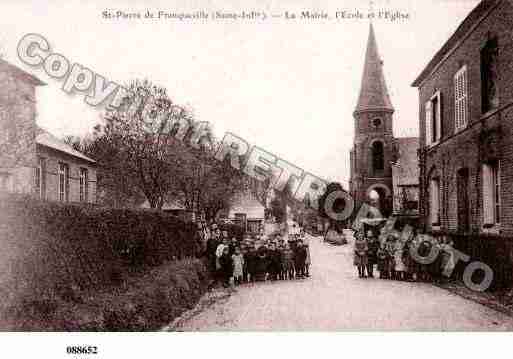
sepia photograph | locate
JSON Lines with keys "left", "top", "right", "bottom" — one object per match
{"left": 1, "top": 0, "right": 513, "bottom": 356}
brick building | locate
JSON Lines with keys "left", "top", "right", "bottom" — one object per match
{"left": 413, "top": 0, "right": 513, "bottom": 235}
{"left": 412, "top": 0, "right": 513, "bottom": 287}
{"left": 0, "top": 59, "right": 97, "bottom": 203}
{"left": 349, "top": 23, "right": 419, "bottom": 218}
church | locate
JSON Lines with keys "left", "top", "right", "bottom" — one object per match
{"left": 349, "top": 24, "right": 419, "bottom": 219}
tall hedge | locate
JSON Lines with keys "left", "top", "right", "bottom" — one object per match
{"left": 0, "top": 194, "right": 201, "bottom": 304}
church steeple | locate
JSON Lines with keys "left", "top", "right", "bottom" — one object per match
{"left": 354, "top": 23, "right": 394, "bottom": 115}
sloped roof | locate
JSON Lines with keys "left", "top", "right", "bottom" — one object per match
{"left": 140, "top": 199, "right": 185, "bottom": 211}
{"left": 412, "top": 0, "right": 501, "bottom": 87}
{"left": 36, "top": 126, "right": 96, "bottom": 164}
{"left": 228, "top": 191, "right": 265, "bottom": 219}
{"left": 0, "top": 58, "right": 45, "bottom": 86}
{"left": 354, "top": 23, "right": 394, "bottom": 114}
{"left": 392, "top": 137, "right": 419, "bottom": 186}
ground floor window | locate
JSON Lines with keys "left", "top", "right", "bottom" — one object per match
{"left": 35, "top": 157, "right": 46, "bottom": 199}
{"left": 429, "top": 178, "right": 440, "bottom": 226}
{"left": 58, "top": 162, "right": 69, "bottom": 202}
{"left": 482, "top": 161, "right": 500, "bottom": 225}
{"left": 79, "top": 168, "right": 88, "bottom": 202}
{"left": 0, "top": 173, "right": 12, "bottom": 192}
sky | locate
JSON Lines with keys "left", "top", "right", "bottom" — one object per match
{"left": 0, "top": 0, "right": 480, "bottom": 187}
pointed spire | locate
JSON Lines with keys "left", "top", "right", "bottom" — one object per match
{"left": 354, "top": 23, "right": 394, "bottom": 114}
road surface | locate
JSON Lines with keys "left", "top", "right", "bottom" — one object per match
{"left": 166, "top": 234, "right": 513, "bottom": 331}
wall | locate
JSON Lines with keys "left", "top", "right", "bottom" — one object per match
{"left": 417, "top": 0, "right": 513, "bottom": 235}
{"left": 0, "top": 62, "right": 38, "bottom": 193}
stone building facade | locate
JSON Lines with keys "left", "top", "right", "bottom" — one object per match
{"left": 412, "top": 0, "right": 513, "bottom": 237}
{"left": 0, "top": 59, "right": 41, "bottom": 193}
{"left": 0, "top": 59, "right": 97, "bottom": 203}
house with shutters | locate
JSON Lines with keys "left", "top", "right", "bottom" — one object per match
{"left": 0, "top": 58, "right": 97, "bottom": 203}
{"left": 412, "top": 0, "right": 513, "bottom": 238}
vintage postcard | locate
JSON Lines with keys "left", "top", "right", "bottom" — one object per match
{"left": 1, "top": 0, "right": 512, "bottom": 356}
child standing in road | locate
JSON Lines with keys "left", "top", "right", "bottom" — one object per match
{"left": 294, "top": 240, "right": 308, "bottom": 278}
{"left": 232, "top": 247, "right": 245, "bottom": 285}
{"left": 219, "top": 246, "right": 233, "bottom": 288}
{"left": 394, "top": 240, "right": 407, "bottom": 281}
{"left": 281, "top": 242, "right": 295, "bottom": 280}
{"left": 353, "top": 232, "right": 369, "bottom": 278}
{"left": 377, "top": 243, "right": 389, "bottom": 279}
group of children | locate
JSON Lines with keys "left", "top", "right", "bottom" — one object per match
{"left": 353, "top": 228, "right": 456, "bottom": 282}
{"left": 206, "top": 226, "right": 312, "bottom": 288}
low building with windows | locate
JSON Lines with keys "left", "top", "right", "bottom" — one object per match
{"left": 391, "top": 137, "right": 420, "bottom": 219}
{"left": 412, "top": 0, "right": 513, "bottom": 238}
{"left": 224, "top": 191, "right": 265, "bottom": 234}
{"left": 0, "top": 58, "right": 97, "bottom": 203}
{"left": 35, "top": 127, "right": 97, "bottom": 203}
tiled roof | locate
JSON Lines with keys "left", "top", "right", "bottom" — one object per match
{"left": 354, "top": 23, "right": 394, "bottom": 113}
{"left": 36, "top": 126, "right": 96, "bottom": 164}
{"left": 392, "top": 137, "right": 419, "bottom": 186}
{"left": 228, "top": 191, "right": 265, "bottom": 219}
{"left": 0, "top": 58, "right": 45, "bottom": 86}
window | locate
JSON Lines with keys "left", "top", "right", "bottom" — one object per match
{"left": 372, "top": 118, "right": 382, "bottom": 128}
{"left": 425, "top": 91, "right": 442, "bottom": 146}
{"left": 481, "top": 38, "right": 499, "bottom": 113}
{"left": 35, "top": 157, "right": 46, "bottom": 199}
{"left": 371, "top": 141, "right": 384, "bottom": 171}
{"left": 58, "top": 163, "right": 69, "bottom": 202}
{"left": 483, "top": 161, "right": 500, "bottom": 225}
{"left": 454, "top": 65, "right": 468, "bottom": 132}
{"left": 457, "top": 168, "right": 470, "bottom": 232}
{"left": 429, "top": 178, "right": 440, "bottom": 226}
{"left": 79, "top": 168, "right": 88, "bottom": 202}
{"left": 0, "top": 173, "right": 11, "bottom": 192}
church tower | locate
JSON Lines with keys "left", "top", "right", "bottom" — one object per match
{"left": 349, "top": 23, "right": 395, "bottom": 215}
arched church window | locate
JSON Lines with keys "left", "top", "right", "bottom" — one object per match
{"left": 372, "top": 141, "right": 384, "bottom": 171}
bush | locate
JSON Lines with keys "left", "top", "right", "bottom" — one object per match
{"left": 0, "top": 258, "right": 209, "bottom": 331}
{"left": 0, "top": 193, "right": 202, "bottom": 310}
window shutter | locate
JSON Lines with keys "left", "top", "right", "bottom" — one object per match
{"left": 482, "top": 164, "right": 494, "bottom": 225}
{"left": 454, "top": 66, "right": 468, "bottom": 132}
{"left": 435, "top": 91, "right": 442, "bottom": 141}
{"left": 425, "top": 100, "right": 432, "bottom": 146}
{"left": 430, "top": 179, "right": 439, "bottom": 225}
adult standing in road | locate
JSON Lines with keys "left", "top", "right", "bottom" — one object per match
{"left": 206, "top": 224, "right": 219, "bottom": 273}
{"left": 366, "top": 231, "right": 379, "bottom": 278}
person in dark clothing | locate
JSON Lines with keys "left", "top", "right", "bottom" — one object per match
{"left": 206, "top": 236, "right": 219, "bottom": 273}
{"left": 228, "top": 237, "right": 237, "bottom": 256}
{"left": 254, "top": 245, "right": 269, "bottom": 281}
{"left": 366, "top": 231, "right": 379, "bottom": 278}
{"left": 268, "top": 244, "right": 282, "bottom": 281}
{"left": 219, "top": 247, "right": 233, "bottom": 287}
{"left": 246, "top": 245, "right": 257, "bottom": 282}
{"left": 294, "top": 241, "right": 307, "bottom": 278}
